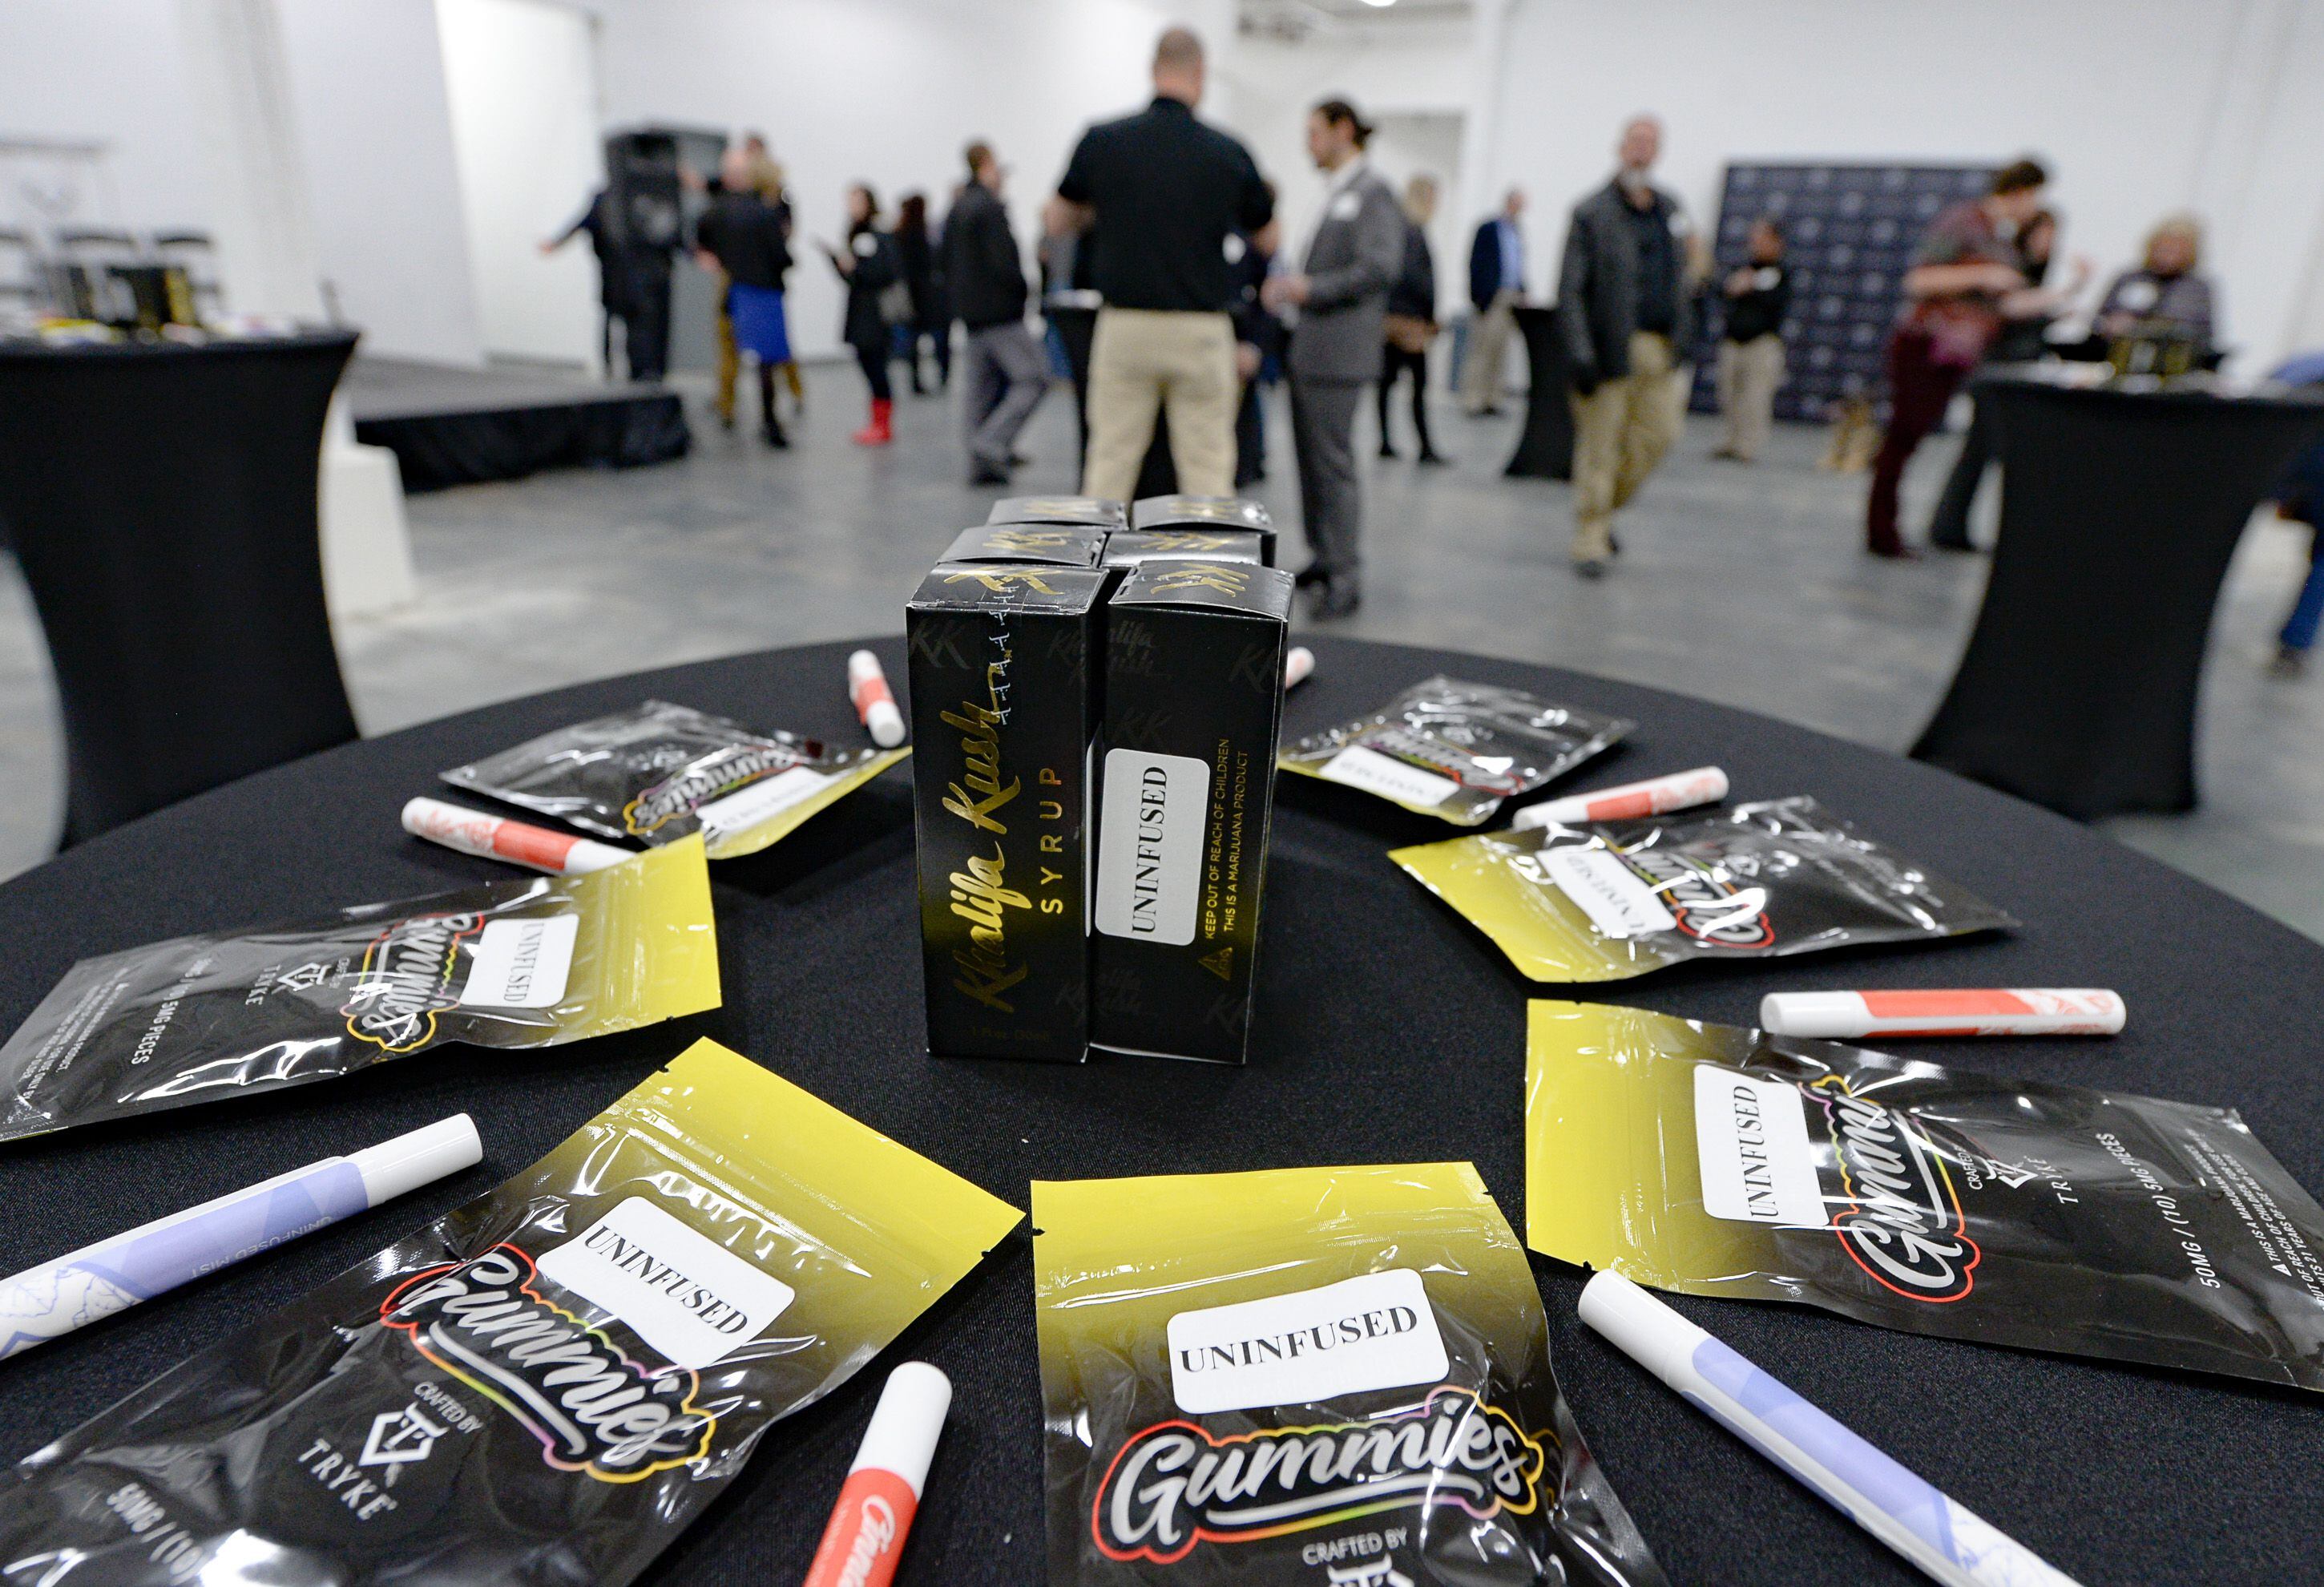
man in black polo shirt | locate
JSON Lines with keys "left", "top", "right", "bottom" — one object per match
{"left": 1046, "top": 26, "right": 1274, "bottom": 501}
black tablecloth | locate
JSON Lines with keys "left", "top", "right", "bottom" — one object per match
{"left": 2, "top": 636, "right": 2321, "bottom": 1586}
{"left": 1913, "top": 373, "right": 2324, "bottom": 819}
{"left": 0, "top": 331, "right": 361, "bottom": 842}
{"left": 1503, "top": 303, "right": 1574, "bottom": 480}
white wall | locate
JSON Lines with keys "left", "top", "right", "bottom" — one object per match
{"left": 583, "top": 0, "right": 1184, "bottom": 361}
{"left": 1475, "top": 0, "right": 2324, "bottom": 369}
{"left": 438, "top": 0, "right": 603, "bottom": 367}
{"left": 280, "top": 0, "right": 483, "bottom": 364}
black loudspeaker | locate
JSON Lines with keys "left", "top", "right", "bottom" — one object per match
{"left": 603, "top": 131, "right": 683, "bottom": 255}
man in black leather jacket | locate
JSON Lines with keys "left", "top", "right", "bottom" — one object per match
{"left": 1557, "top": 115, "right": 1701, "bottom": 577}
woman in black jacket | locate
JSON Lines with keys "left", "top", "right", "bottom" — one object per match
{"left": 1376, "top": 175, "right": 1445, "bottom": 464}
{"left": 820, "top": 183, "right": 903, "bottom": 445}
{"left": 894, "top": 192, "right": 950, "bottom": 394}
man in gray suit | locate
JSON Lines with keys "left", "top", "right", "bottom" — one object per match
{"left": 1262, "top": 99, "right": 1405, "bottom": 619}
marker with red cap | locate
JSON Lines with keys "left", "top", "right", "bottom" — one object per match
{"left": 1511, "top": 765, "right": 1729, "bottom": 830}
{"left": 401, "top": 797, "right": 631, "bottom": 874}
{"left": 1284, "top": 646, "right": 1315, "bottom": 690}
{"left": 849, "top": 649, "right": 906, "bottom": 749}
{"left": 1761, "top": 988, "right": 2126, "bottom": 1040}
{"left": 802, "top": 1362, "right": 950, "bottom": 1587}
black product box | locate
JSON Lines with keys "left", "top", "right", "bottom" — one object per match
{"left": 1089, "top": 560, "right": 1294, "bottom": 1064}
{"left": 938, "top": 523, "right": 1108, "bottom": 568}
{"left": 1101, "top": 529, "right": 1266, "bottom": 570}
{"left": 986, "top": 495, "right": 1127, "bottom": 529}
{"left": 1128, "top": 495, "right": 1277, "bottom": 565}
{"left": 906, "top": 562, "right": 1107, "bottom": 1062}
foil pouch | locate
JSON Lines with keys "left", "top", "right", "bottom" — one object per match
{"left": 0, "top": 839, "right": 718, "bottom": 1142}
{"left": 1035, "top": 1162, "right": 1667, "bottom": 1585}
{"left": 1279, "top": 676, "right": 1632, "bottom": 826}
{"left": 0, "top": 1038, "right": 1023, "bottom": 1585}
{"left": 441, "top": 700, "right": 908, "bottom": 860}
{"left": 1527, "top": 1000, "right": 2324, "bottom": 1391}
{"left": 1392, "top": 796, "right": 2012, "bottom": 981}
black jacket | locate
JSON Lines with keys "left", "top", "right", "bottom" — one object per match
{"left": 832, "top": 226, "right": 902, "bottom": 352}
{"left": 895, "top": 222, "right": 945, "bottom": 325}
{"left": 942, "top": 183, "right": 1029, "bottom": 330}
{"left": 693, "top": 192, "right": 790, "bottom": 291}
{"left": 1557, "top": 180, "right": 1696, "bottom": 385}
{"left": 1388, "top": 219, "right": 1436, "bottom": 321}
{"left": 1467, "top": 216, "right": 1513, "bottom": 310}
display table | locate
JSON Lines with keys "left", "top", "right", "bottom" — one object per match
{"left": 0, "top": 331, "right": 362, "bottom": 843}
{"left": 1912, "top": 371, "right": 2324, "bottom": 819}
{"left": 1503, "top": 302, "right": 1575, "bottom": 479}
{"left": 2, "top": 636, "right": 2320, "bottom": 1585}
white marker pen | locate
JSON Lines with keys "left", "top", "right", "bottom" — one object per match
{"left": 402, "top": 797, "right": 631, "bottom": 874}
{"left": 0, "top": 1116, "right": 482, "bottom": 1361}
{"left": 849, "top": 649, "right": 907, "bottom": 748}
{"left": 1511, "top": 766, "right": 1728, "bottom": 830}
{"left": 1761, "top": 989, "right": 2125, "bottom": 1040}
{"left": 1285, "top": 646, "right": 1315, "bottom": 689}
{"left": 802, "top": 1362, "right": 951, "bottom": 1587}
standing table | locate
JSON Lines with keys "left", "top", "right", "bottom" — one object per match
{"left": 1913, "top": 371, "right": 2324, "bottom": 818}
{"left": 1503, "top": 302, "right": 1575, "bottom": 480}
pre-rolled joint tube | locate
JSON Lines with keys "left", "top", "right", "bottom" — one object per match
{"left": 849, "top": 649, "right": 907, "bottom": 748}
{"left": 402, "top": 796, "right": 631, "bottom": 874}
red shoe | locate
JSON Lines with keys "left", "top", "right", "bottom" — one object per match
{"left": 852, "top": 398, "right": 894, "bottom": 446}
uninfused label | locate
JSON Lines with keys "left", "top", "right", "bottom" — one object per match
{"left": 695, "top": 764, "right": 828, "bottom": 840}
{"left": 1095, "top": 749, "right": 1208, "bottom": 947}
{"left": 1540, "top": 847, "right": 1678, "bottom": 939}
{"left": 1318, "top": 745, "right": 1459, "bottom": 808}
{"left": 1693, "top": 1067, "right": 1825, "bottom": 1226}
{"left": 1166, "top": 1269, "right": 1448, "bottom": 1414}
{"left": 460, "top": 915, "right": 578, "bottom": 1008}
{"left": 535, "top": 1196, "right": 795, "bottom": 1370}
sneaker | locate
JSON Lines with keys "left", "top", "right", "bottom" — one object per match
{"left": 969, "top": 460, "right": 1011, "bottom": 486}
{"left": 2270, "top": 646, "right": 2310, "bottom": 680}
{"left": 1293, "top": 563, "right": 1329, "bottom": 589}
{"left": 1573, "top": 558, "right": 1608, "bottom": 581}
{"left": 1313, "top": 579, "right": 1362, "bottom": 620}
{"left": 1417, "top": 450, "right": 1451, "bottom": 466}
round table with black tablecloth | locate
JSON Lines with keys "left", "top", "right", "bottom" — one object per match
{"left": 1912, "top": 370, "right": 2324, "bottom": 821}
{"left": 1503, "top": 303, "right": 1575, "bottom": 480}
{"left": 2, "top": 636, "right": 2321, "bottom": 1586}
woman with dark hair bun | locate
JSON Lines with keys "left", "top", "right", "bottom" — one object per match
{"left": 894, "top": 192, "right": 950, "bottom": 394}
{"left": 820, "top": 183, "right": 905, "bottom": 445}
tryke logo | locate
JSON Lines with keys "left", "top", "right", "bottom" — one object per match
{"left": 343, "top": 911, "right": 481, "bottom": 1052}
{"left": 1615, "top": 843, "right": 1773, "bottom": 948}
{"left": 380, "top": 1245, "right": 714, "bottom": 1483}
{"left": 623, "top": 742, "right": 803, "bottom": 835}
{"left": 1089, "top": 1387, "right": 1544, "bottom": 1565}
{"left": 1811, "top": 1076, "right": 1981, "bottom": 1302}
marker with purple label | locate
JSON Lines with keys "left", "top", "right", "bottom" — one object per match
{"left": 0, "top": 1115, "right": 480, "bottom": 1360}
{"left": 1579, "top": 1270, "right": 2079, "bottom": 1587}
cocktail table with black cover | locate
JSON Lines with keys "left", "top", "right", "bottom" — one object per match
{"left": 1912, "top": 370, "right": 2324, "bottom": 821}
{"left": 1502, "top": 303, "right": 1574, "bottom": 480}
{"left": 1, "top": 636, "right": 2318, "bottom": 1586}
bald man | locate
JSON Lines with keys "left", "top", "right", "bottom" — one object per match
{"left": 1557, "top": 114, "right": 1704, "bottom": 577}
{"left": 1048, "top": 27, "right": 1275, "bottom": 500}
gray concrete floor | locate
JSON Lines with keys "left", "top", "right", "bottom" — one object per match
{"left": 2, "top": 361, "right": 2318, "bottom": 940}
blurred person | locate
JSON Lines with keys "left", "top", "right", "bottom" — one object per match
{"left": 1709, "top": 216, "right": 1790, "bottom": 463}
{"left": 2266, "top": 350, "right": 2324, "bottom": 679}
{"left": 1378, "top": 174, "right": 1446, "bottom": 464}
{"left": 692, "top": 145, "right": 794, "bottom": 447}
{"left": 946, "top": 140, "right": 1049, "bottom": 486}
{"left": 894, "top": 193, "right": 951, "bottom": 394}
{"left": 1459, "top": 188, "right": 1534, "bottom": 415}
{"left": 542, "top": 188, "right": 656, "bottom": 382}
{"left": 1230, "top": 197, "right": 1283, "bottom": 488}
{"left": 1865, "top": 158, "right": 2050, "bottom": 559}
{"left": 1463, "top": 188, "right": 1526, "bottom": 415}
{"left": 2094, "top": 215, "right": 2217, "bottom": 349}
{"left": 1047, "top": 26, "right": 1275, "bottom": 500}
{"left": 1927, "top": 208, "right": 2092, "bottom": 550}
{"left": 1261, "top": 99, "right": 1403, "bottom": 618}
{"left": 818, "top": 183, "right": 904, "bottom": 446}
{"left": 1559, "top": 114, "right": 1701, "bottom": 578}
{"left": 688, "top": 131, "right": 775, "bottom": 429}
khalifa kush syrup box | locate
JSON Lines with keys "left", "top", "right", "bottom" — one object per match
{"left": 937, "top": 523, "right": 1107, "bottom": 569}
{"left": 1100, "top": 528, "right": 1265, "bottom": 571}
{"left": 906, "top": 559, "right": 1104, "bottom": 1062}
{"left": 1128, "top": 494, "right": 1277, "bottom": 565}
{"left": 985, "top": 495, "right": 1126, "bottom": 530}
{"left": 1090, "top": 559, "right": 1294, "bottom": 1064}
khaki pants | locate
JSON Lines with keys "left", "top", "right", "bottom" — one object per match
{"left": 712, "top": 273, "right": 739, "bottom": 423}
{"left": 1462, "top": 289, "right": 1519, "bottom": 413}
{"left": 1716, "top": 333, "right": 1784, "bottom": 461}
{"left": 1569, "top": 330, "right": 1684, "bottom": 562}
{"left": 1083, "top": 307, "right": 1237, "bottom": 501}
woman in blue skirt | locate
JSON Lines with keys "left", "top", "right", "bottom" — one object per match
{"left": 693, "top": 149, "right": 795, "bottom": 446}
